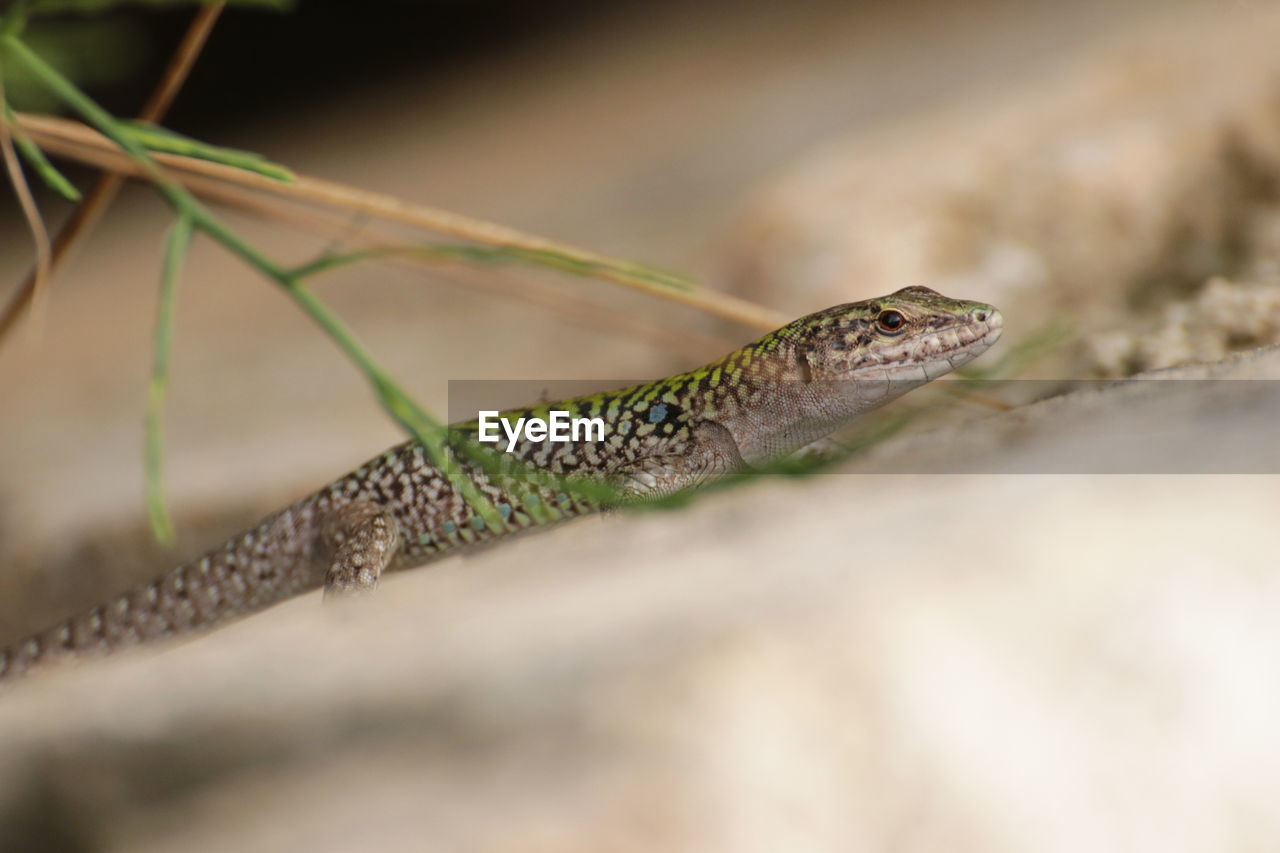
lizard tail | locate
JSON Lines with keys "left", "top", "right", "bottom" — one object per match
{"left": 0, "top": 505, "right": 323, "bottom": 685}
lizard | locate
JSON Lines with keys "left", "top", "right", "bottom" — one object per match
{"left": 0, "top": 285, "right": 1002, "bottom": 684}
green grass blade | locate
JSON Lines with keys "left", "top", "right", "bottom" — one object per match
{"left": 2, "top": 103, "right": 79, "bottom": 200}
{"left": 0, "top": 2, "right": 34, "bottom": 38}
{"left": 118, "top": 119, "right": 295, "bottom": 183}
{"left": 145, "top": 212, "right": 193, "bottom": 543}
{"left": 11, "top": 128, "right": 80, "bottom": 199}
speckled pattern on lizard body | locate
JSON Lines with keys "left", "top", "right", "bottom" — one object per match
{"left": 0, "top": 286, "right": 1002, "bottom": 684}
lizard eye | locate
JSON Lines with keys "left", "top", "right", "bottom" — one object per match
{"left": 877, "top": 310, "right": 905, "bottom": 332}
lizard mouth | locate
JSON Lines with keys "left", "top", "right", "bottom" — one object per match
{"left": 967, "top": 308, "right": 1008, "bottom": 350}
{"left": 921, "top": 310, "right": 1003, "bottom": 378}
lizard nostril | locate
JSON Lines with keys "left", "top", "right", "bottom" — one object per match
{"left": 972, "top": 309, "right": 988, "bottom": 323}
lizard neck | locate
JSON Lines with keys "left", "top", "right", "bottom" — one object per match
{"left": 683, "top": 340, "right": 829, "bottom": 465}
{"left": 694, "top": 335, "right": 918, "bottom": 466}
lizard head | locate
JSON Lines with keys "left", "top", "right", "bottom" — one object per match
{"left": 783, "top": 285, "right": 1003, "bottom": 399}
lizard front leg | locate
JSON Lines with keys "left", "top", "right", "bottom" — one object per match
{"left": 613, "top": 420, "right": 746, "bottom": 499}
{"left": 789, "top": 435, "right": 852, "bottom": 463}
{"left": 320, "top": 501, "right": 402, "bottom": 597}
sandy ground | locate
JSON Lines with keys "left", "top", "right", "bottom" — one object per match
{"left": 3, "top": 0, "right": 1280, "bottom": 849}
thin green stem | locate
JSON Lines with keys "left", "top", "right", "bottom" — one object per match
{"left": 146, "top": 213, "right": 193, "bottom": 542}
{"left": 0, "top": 2, "right": 31, "bottom": 38}
{"left": 117, "top": 119, "right": 294, "bottom": 182}
{"left": 2, "top": 102, "right": 79, "bottom": 200}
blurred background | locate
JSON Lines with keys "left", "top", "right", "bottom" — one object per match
{"left": 2, "top": 0, "right": 1280, "bottom": 850}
